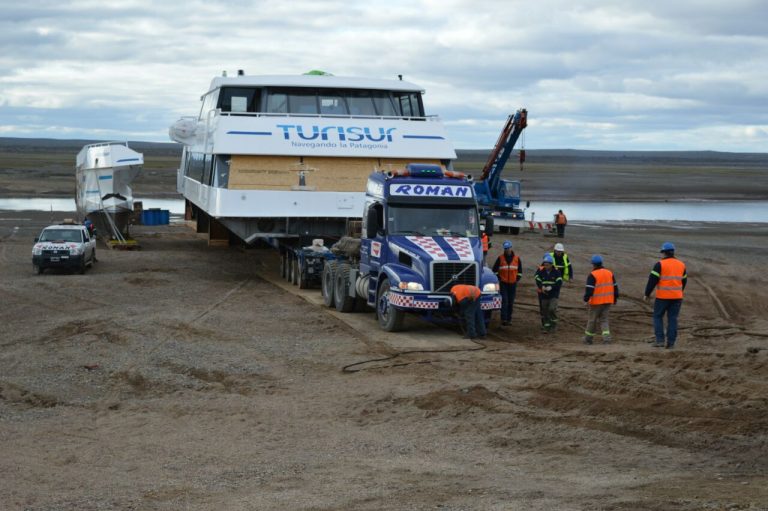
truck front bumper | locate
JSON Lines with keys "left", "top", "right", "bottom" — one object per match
{"left": 33, "top": 253, "right": 84, "bottom": 270}
{"left": 387, "top": 292, "right": 502, "bottom": 311}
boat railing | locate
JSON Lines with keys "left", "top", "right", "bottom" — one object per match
{"left": 213, "top": 111, "right": 441, "bottom": 122}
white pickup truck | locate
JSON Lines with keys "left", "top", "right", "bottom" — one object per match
{"left": 32, "top": 222, "right": 97, "bottom": 275}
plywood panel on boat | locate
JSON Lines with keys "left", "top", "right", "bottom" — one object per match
{"left": 228, "top": 156, "right": 444, "bottom": 191}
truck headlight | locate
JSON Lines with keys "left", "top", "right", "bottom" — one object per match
{"left": 398, "top": 281, "right": 424, "bottom": 291}
{"left": 32, "top": 245, "right": 43, "bottom": 256}
{"left": 483, "top": 283, "right": 499, "bottom": 293}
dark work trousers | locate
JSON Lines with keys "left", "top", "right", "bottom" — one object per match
{"left": 499, "top": 281, "right": 517, "bottom": 323}
{"left": 556, "top": 224, "right": 565, "bottom": 237}
{"left": 653, "top": 298, "right": 682, "bottom": 346}
{"left": 539, "top": 297, "right": 559, "bottom": 331}
{"left": 459, "top": 298, "right": 486, "bottom": 339}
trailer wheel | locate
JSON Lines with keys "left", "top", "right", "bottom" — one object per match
{"left": 297, "top": 257, "right": 310, "bottom": 289}
{"left": 285, "top": 252, "right": 293, "bottom": 281}
{"left": 377, "top": 280, "right": 405, "bottom": 332}
{"left": 499, "top": 226, "right": 510, "bottom": 234}
{"left": 321, "top": 260, "right": 337, "bottom": 307}
{"left": 334, "top": 263, "right": 356, "bottom": 312}
{"left": 279, "top": 251, "right": 287, "bottom": 280}
{"left": 510, "top": 227, "right": 520, "bottom": 235}
{"left": 291, "top": 253, "right": 300, "bottom": 285}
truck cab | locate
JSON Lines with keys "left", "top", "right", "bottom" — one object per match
{"left": 358, "top": 164, "right": 501, "bottom": 331}
{"left": 32, "top": 222, "right": 97, "bottom": 275}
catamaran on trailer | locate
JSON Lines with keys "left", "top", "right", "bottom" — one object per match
{"left": 76, "top": 142, "right": 143, "bottom": 240}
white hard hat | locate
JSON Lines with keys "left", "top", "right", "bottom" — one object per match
{"left": 554, "top": 243, "right": 565, "bottom": 252}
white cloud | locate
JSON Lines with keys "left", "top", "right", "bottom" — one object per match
{"left": 0, "top": 0, "right": 766, "bottom": 150}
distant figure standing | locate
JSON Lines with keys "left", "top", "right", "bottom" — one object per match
{"left": 583, "top": 255, "right": 619, "bottom": 345}
{"left": 535, "top": 254, "right": 562, "bottom": 333}
{"left": 549, "top": 242, "right": 573, "bottom": 283}
{"left": 555, "top": 209, "right": 567, "bottom": 238}
{"left": 492, "top": 240, "right": 522, "bottom": 326}
{"left": 451, "top": 284, "right": 487, "bottom": 340}
{"left": 644, "top": 242, "right": 687, "bottom": 349}
{"left": 481, "top": 232, "right": 490, "bottom": 264}
{"left": 83, "top": 218, "right": 95, "bottom": 236}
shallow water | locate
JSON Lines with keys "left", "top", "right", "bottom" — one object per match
{"left": 1, "top": 198, "right": 766, "bottom": 223}
{"left": 0, "top": 198, "right": 185, "bottom": 215}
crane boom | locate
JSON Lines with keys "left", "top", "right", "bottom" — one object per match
{"left": 478, "top": 108, "right": 527, "bottom": 193}
{"left": 473, "top": 108, "right": 529, "bottom": 235}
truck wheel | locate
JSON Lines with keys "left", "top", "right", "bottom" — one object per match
{"left": 334, "top": 263, "right": 356, "bottom": 312}
{"left": 321, "top": 260, "right": 337, "bottom": 307}
{"left": 377, "top": 280, "right": 405, "bottom": 332}
{"left": 499, "top": 226, "right": 510, "bottom": 234}
{"left": 33, "top": 264, "right": 43, "bottom": 275}
{"left": 510, "top": 227, "right": 520, "bottom": 235}
{"left": 78, "top": 259, "right": 86, "bottom": 274}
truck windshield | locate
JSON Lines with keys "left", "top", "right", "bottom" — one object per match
{"left": 387, "top": 205, "right": 479, "bottom": 237}
{"left": 39, "top": 229, "right": 82, "bottom": 242}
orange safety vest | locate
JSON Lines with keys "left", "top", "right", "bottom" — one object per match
{"left": 556, "top": 213, "right": 567, "bottom": 225}
{"left": 588, "top": 268, "right": 615, "bottom": 305}
{"left": 656, "top": 258, "right": 686, "bottom": 299}
{"left": 451, "top": 284, "right": 482, "bottom": 303}
{"left": 481, "top": 233, "right": 489, "bottom": 252}
{"left": 496, "top": 254, "right": 520, "bottom": 284}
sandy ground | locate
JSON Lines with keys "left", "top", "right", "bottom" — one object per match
{"left": 1, "top": 209, "right": 767, "bottom": 510}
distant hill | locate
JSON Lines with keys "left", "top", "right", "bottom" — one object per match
{"left": 1, "top": 137, "right": 767, "bottom": 167}
{"left": 0, "top": 137, "right": 183, "bottom": 158}
{"left": 456, "top": 149, "right": 768, "bottom": 167}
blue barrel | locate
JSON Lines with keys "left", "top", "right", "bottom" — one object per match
{"left": 159, "top": 209, "right": 170, "bottom": 225}
{"left": 141, "top": 210, "right": 152, "bottom": 225}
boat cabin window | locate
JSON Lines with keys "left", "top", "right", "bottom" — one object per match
{"left": 394, "top": 92, "right": 422, "bottom": 118}
{"left": 218, "top": 87, "right": 261, "bottom": 113}
{"left": 319, "top": 93, "right": 348, "bottom": 115}
{"left": 262, "top": 87, "right": 423, "bottom": 117}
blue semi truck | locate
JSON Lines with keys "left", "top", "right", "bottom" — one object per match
{"left": 321, "top": 164, "right": 501, "bottom": 332}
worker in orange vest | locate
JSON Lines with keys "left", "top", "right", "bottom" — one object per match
{"left": 481, "top": 232, "right": 490, "bottom": 264}
{"left": 450, "top": 284, "right": 486, "bottom": 339}
{"left": 583, "top": 255, "right": 619, "bottom": 345}
{"left": 555, "top": 209, "right": 567, "bottom": 238}
{"left": 492, "top": 240, "right": 522, "bottom": 326}
{"left": 644, "top": 242, "right": 687, "bottom": 349}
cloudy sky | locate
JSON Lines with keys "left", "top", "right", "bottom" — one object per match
{"left": 1, "top": 0, "right": 767, "bottom": 151}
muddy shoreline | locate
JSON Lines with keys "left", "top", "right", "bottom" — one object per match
{"left": 1, "top": 208, "right": 767, "bottom": 510}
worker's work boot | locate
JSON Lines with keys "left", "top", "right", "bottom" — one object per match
{"left": 602, "top": 335, "right": 612, "bottom": 344}
{"left": 583, "top": 335, "right": 593, "bottom": 345}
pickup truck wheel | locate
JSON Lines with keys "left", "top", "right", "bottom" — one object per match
{"left": 377, "top": 280, "right": 405, "bottom": 332}
{"left": 334, "top": 263, "right": 355, "bottom": 312}
{"left": 78, "top": 258, "right": 86, "bottom": 274}
{"left": 321, "top": 261, "right": 337, "bottom": 307}
{"left": 33, "top": 264, "right": 43, "bottom": 275}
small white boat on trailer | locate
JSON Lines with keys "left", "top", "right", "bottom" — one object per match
{"left": 75, "top": 142, "right": 143, "bottom": 241}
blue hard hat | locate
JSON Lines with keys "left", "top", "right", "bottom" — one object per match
{"left": 660, "top": 241, "right": 676, "bottom": 252}
{"left": 543, "top": 254, "right": 554, "bottom": 264}
{"left": 591, "top": 254, "right": 603, "bottom": 265}
{"left": 502, "top": 241, "right": 513, "bottom": 249}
